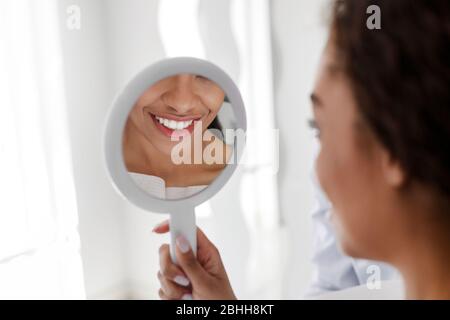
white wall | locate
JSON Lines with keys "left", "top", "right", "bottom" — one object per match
{"left": 271, "top": 0, "right": 329, "bottom": 298}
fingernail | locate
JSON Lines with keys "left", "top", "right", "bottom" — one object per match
{"left": 152, "top": 220, "right": 168, "bottom": 232}
{"left": 181, "top": 294, "right": 193, "bottom": 300}
{"left": 173, "top": 275, "right": 190, "bottom": 287}
{"left": 176, "top": 235, "right": 190, "bottom": 253}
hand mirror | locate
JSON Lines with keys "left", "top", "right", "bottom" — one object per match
{"left": 103, "top": 57, "right": 246, "bottom": 263}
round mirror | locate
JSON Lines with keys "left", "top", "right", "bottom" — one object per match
{"left": 123, "top": 73, "right": 237, "bottom": 200}
{"left": 104, "top": 58, "right": 246, "bottom": 263}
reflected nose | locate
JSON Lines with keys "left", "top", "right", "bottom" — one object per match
{"left": 163, "top": 75, "right": 198, "bottom": 115}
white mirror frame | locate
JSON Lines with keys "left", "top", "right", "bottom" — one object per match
{"left": 103, "top": 57, "right": 246, "bottom": 263}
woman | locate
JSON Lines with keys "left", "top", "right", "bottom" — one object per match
{"left": 123, "top": 74, "right": 232, "bottom": 199}
{"left": 154, "top": 0, "right": 450, "bottom": 299}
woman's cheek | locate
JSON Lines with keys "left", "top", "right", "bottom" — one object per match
{"left": 316, "top": 146, "right": 335, "bottom": 203}
{"left": 316, "top": 145, "right": 350, "bottom": 220}
{"left": 316, "top": 148, "right": 354, "bottom": 253}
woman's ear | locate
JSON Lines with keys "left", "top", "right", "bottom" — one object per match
{"left": 381, "top": 149, "right": 406, "bottom": 187}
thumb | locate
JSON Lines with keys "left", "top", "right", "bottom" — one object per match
{"left": 175, "top": 235, "right": 210, "bottom": 286}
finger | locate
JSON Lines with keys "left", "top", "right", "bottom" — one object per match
{"left": 155, "top": 224, "right": 217, "bottom": 250}
{"left": 175, "top": 234, "right": 210, "bottom": 285}
{"left": 159, "top": 244, "right": 190, "bottom": 286}
{"left": 157, "top": 271, "right": 191, "bottom": 299}
{"left": 195, "top": 228, "right": 224, "bottom": 275}
{"left": 158, "top": 288, "right": 169, "bottom": 300}
{"left": 153, "top": 222, "right": 213, "bottom": 253}
{"left": 196, "top": 227, "right": 219, "bottom": 255}
{"left": 152, "top": 220, "right": 169, "bottom": 234}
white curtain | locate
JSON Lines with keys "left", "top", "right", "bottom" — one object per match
{"left": 230, "top": 0, "right": 283, "bottom": 299}
{"left": 0, "top": 0, "right": 84, "bottom": 299}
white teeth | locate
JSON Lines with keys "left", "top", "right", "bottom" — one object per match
{"left": 155, "top": 116, "right": 193, "bottom": 130}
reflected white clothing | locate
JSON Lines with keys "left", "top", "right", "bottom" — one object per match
{"left": 129, "top": 172, "right": 207, "bottom": 200}
{"left": 306, "top": 171, "right": 401, "bottom": 297}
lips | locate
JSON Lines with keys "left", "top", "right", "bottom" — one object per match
{"left": 149, "top": 113, "right": 201, "bottom": 138}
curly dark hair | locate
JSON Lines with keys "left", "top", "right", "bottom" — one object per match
{"left": 331, "top": 0, "right": 450, "bottom": 198}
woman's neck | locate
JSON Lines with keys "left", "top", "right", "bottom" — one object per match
{"left": 393, "top": 210, "right": 450, "bottom": 299}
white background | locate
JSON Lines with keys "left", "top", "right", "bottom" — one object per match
{"left": 0, "top": 0, "right": 329, "bottom": 299}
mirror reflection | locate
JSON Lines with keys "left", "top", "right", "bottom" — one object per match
{"left": 122, "top": 73, "right": 236, "bottom": 200}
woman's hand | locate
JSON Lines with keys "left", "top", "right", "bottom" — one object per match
{"left": 153, "top": 220, "right": 237, "bottom": 300}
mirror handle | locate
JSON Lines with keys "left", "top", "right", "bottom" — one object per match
{"left": 169, "top": 207, "right": 197, "bottom": 264}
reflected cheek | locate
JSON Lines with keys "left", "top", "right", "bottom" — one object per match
{"left": 203, "top": 102, "right": 222, "bottom": 126}
{"left": 128, "top": 111, "right": 145, "bottom": 133}
{"left": 205, "top": 98, "right": 222, "bottom": 114}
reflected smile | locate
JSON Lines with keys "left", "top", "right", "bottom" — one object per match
{"left": 155, "top": 116, "right": 193, "bottom": 130}
{"left": 149, "top": 113, "right": 203, "bottom": 138}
